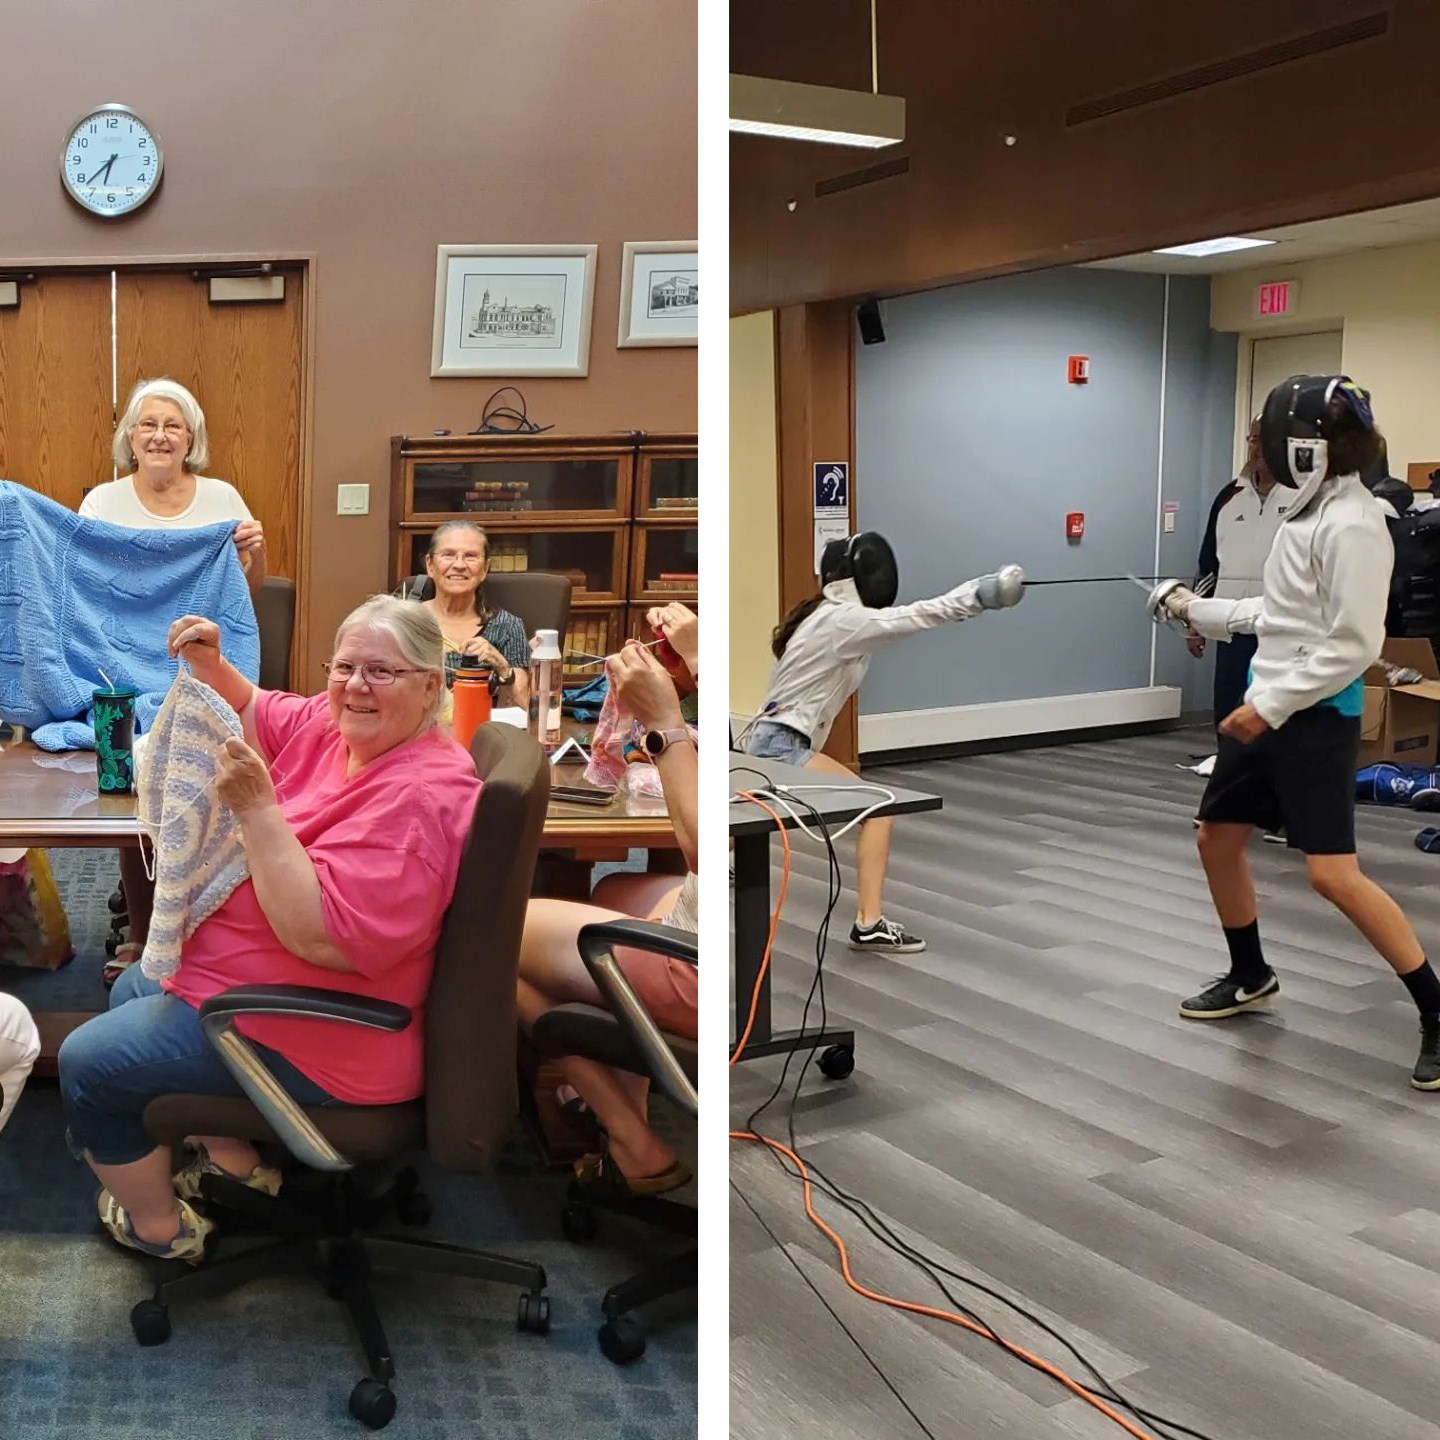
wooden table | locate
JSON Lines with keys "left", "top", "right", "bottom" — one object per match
{"left": 0, "top": 726, "right": 676, "bottom": 1063}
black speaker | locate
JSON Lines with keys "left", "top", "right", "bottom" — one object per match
{"left": 857, "top": 298, "right": 886, "bottom": 345}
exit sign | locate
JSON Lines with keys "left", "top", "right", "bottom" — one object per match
{"left": 1256, "top": 280, "right": 1298, "bottom": 317}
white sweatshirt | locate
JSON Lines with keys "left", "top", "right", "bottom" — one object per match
{"left": 750, "top": 575, "right": 986, "bottom": 751}
{"left": 1186, "top": 470, "right": 1393, "bottom": 729}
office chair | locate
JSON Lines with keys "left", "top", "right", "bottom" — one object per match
{"left": 529, "top": 919, "right": 697, "bottom": 1365}
{"left": 256, "top": 576, "right": 297, "bottom": 692}
{"left": 397, "top": 571, "right": 571, "bottom": 646}
{"left": 133, "top": 723, "right": 552, "bottom": 1431}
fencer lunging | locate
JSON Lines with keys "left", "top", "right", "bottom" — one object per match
{"left": 1152, "top": 373, "right": 1440, "bottom": 1090}
{"left": 741, "top": 532, "right": 1024, "bottom": 954}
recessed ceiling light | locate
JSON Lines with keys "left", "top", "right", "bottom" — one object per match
{"left": 729, "top": 76, "right": 905, "bottom": 148}
{"left": 1151, "top": 236, "right": 1277, "bottom": 258}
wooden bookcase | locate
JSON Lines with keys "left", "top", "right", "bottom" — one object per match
{"left": 390, "top": 430, "right": 696, "bottom": 679}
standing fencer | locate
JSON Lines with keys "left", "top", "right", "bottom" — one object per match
{"left": 1152, "top": 374, "right": 1440, "bottom": 1088}
{"left": 740, "top": 532, "right": 1024, "bottom": 953}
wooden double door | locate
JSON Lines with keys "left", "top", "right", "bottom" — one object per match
{"left": 0, "top": 266, "right": 304, "bottom": 581}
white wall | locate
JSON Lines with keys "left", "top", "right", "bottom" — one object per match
{"left": 729, "top": 312, "right": 779, "bottom": 714}
{"left": 1212, "top": 240, "right": 1440, "bottom": 479}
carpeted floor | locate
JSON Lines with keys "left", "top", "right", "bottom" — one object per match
{"left": 0, "top": 854, "right": 696, "bottom": 1439}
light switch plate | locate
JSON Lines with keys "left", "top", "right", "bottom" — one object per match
{"left": 337, "top": 484, "right": 369, "bottom": 516}
{"left": 1163, "top": 512, "right": 1176, "bottom": 533}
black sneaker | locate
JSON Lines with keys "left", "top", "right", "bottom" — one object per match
{"left": 1412, "top": 1014, "right": 1440, "bottom": 1090}
{"left": 849, "top": 917, "right": 926, "bottom": 954}
{"left": 1178, "top": 971, "right": 1279, "bottom": 1020}
{"left": 1262, "top": 830, "right": 1286, "bottom": 846}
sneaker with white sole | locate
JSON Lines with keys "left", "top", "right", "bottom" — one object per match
{"left": 98, "top": 1190, "right": 214, "bottom": 1265}
{"left": 173, "top": 1141, "right": 283, "bottom": 1202}
{"left": 1178, "top": 970, "right": 1279, "bottom": 1020}
{"left": 849, "top": 917, "right": 926, "bottom": 954}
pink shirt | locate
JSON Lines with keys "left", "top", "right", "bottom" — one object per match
{"left": 165, "top": 691, "right": 480, "bottom": 1104}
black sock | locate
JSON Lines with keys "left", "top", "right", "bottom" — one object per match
{"left": 1222, "top": 921, "right": 1269, "bottom": 987}
{"left": 1400, "top": 959, "right": 1440, "bottom": 1018}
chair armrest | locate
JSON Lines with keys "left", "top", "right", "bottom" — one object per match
{"left": 195, "top": 985, "right": 411, "bottom": 1174}
{"left": 576, "top": 920, "right": 697, "bottom": 1118}
{"left": 199, "top": 985, "right": 411, "bottom": 1031}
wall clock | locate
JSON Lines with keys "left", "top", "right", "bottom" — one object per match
{"left": 60, "top": 104, "right": 162, "bottom": 217}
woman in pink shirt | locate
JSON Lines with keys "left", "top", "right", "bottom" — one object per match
{"left": 58, "top": 597, "right": 478, "bottom": 1263}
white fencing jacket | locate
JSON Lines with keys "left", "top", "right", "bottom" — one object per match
{"left": 1187, "top": 469, "right": 1394, "bottom": 729}
{"left": 753, "top": 576, "right": 986, "bottom": 751}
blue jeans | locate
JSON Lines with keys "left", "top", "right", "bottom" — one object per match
{"left": 744, "top": 719, "right": 813, "bottom": 766}
{"left": 58, "top": 966, "right": 342, "bottom": 1166}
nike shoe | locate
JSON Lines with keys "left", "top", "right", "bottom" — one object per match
{"left": 849, "top": 917, "right": 926, "bottom": 954}
{"left": 1412, "top": 1014, "right": 1440, "bottom": 1090}
{"left": 1178, "top": 970, "right": 1279, "bottom": 1020}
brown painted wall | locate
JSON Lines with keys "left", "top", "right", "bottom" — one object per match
{"left": 1, "top": 0, "right": 696, "bottom": 684}
{"left": 732, "top": 0, "right": 1440, "bottom": 313}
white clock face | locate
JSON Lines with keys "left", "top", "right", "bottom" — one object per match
{"left": 60, "top": 105, "right": 162, "bottom": 217}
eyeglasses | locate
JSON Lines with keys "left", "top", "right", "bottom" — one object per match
{"left": 433, "top": 550, "right": 485, "bottom": 566}
{"left": 322, "top": 661, "right": 426, "bottom": 687}
{"left": 133, "top": 420, "right": 190, "bottom": 439}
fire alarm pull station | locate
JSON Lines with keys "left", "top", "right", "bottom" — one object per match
{"left": 1068, "top": 355, "right": 1090, "bottom": 384}
{"left": 1066, "top": 512, "right": 1085, "bottom": 541}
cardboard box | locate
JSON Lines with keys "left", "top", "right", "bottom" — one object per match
{"left": 1359, "top": 638, "right": 1440, "bottom": 767}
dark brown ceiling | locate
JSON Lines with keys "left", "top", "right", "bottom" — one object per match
{"left": 731, "top": 0, "right": 1440, "bottom": 313}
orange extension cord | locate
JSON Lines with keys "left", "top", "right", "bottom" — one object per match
{"left": 727, "top": 791, "right": 1164, "bottom": 1440}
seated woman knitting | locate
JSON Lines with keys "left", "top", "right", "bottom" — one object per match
{"left": 57, "top": 597, "right": 477, "bottom": 1262}
{"left": 516, "top": 605, "right": 698, "bottom": 1201}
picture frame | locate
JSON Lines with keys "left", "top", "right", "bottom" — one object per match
{"left": 431, "top": 244, "right": 598, "bottom": 377}
{"left": 617, "top": 241, "right": 698, "bottom": 348}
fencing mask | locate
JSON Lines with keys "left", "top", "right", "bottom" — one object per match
{"left": 821, "top": 531, "right": 898, "bottom": 609}
{"left": 1260, "top": 374, "right": 1376, "bottom": 489}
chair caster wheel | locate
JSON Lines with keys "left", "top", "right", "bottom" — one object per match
{"left": 562, "top": 1202, "right": 598, "bottom": 1243}
{"left": 396, "top": 1192, "right": 431, "bottom": 1226}
{"left": 817, "top": 1045, "right": 855, "bottom": 1080}
{"left": 104, "top": 934, "right": 120, "bottom": 958}
{"left": 517, "top": 1291, "right": 551, "bottom": 1335}
{"left": 130, "top": 1298, "right": 170, "bottom": 1346}
{"left": 348, "top": 1378, "right": 397, "bottom": 1430}
{"left": 598, "top": 1314, "right": 646, "bottom": 1365}
{"left": 107, "top": 887, "right": 128, "bottom": 915}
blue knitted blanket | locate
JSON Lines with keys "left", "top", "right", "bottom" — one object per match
{"left": 0, "top": 481, "right": 260, "bottom": 750}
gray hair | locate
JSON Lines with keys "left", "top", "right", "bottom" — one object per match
{"left": 333, "top": 595, "right": 447, "bottom": 723}
{"left": 113, "top": 378, "right": 211, "bottom": 473}
{"left": 427, "top": 520, "right": 489, "bottom": 560}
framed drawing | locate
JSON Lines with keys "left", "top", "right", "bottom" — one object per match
{"left": 431, "top": 244, "right": 598, "bottom": 377}
{"left": 617, "top": 241, "right": 698, "bottom": 348}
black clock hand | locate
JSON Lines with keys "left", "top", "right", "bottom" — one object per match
{"left": 82, "top": 154, "right": 119, "bottom": 186}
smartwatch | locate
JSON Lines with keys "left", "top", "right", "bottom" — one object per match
{"left": 643, "top": 727, "right": 691, "bottom": 759}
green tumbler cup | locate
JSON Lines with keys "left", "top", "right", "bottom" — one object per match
{"left": 92, "top": 687, "right": 137, "bottom": 794}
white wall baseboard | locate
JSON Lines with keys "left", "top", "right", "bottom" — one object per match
{"left": 859, "top": 686, "right": 1183, "bottom": 756}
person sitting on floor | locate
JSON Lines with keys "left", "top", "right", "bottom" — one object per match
{"left": 57, "top": 596, "right": 478, "bottom": 1262}
{"left": 0, "top": 992, "right": 41, "bottom": 1136}
{"left": 516, "top": 604, "right": 698, "bottom": 1200}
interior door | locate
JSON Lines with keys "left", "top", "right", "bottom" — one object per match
{"left": 115, "top": 269, "right": 304, "bottom": 581}
{"left": 1248, "top": 330, "right": 1344, "bottom": 424}
{"left": 0, "top": 272, "right": 114, "bottom": 510}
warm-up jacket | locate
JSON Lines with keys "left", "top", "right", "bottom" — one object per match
{"left": 1195, "top": 475, "right": 1289, "bottom": 602}
{"left": 750, "top": 575, "right": 986, "bottom": 751}
{"left": 1187, "top": 470, "right": 1394, "bottom": 729}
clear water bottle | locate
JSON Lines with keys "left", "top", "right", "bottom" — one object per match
{"left": 528, "top": 628, "right": 563, "bottom": 752}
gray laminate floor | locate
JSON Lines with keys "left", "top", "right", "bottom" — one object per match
{"left": 730, "top": 727, "right": 1440, "bottom": 1440}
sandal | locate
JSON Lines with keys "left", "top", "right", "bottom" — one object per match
{"left": 572, "top": 1149, "right": 691, "bottom": 1201}
{"left": 102, "top": 941, "right": 144, "bottom": 989}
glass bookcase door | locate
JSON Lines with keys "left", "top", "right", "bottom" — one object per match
{"left": 640, "top": 455, "right": 698, "bottom": 517}
{"left": 409, "top": 457, "right": 622, "bottom": 519}
{"left": 634, "top": 526, "right": 698, "bottom": 601}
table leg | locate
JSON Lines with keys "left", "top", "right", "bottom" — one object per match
{"left": 732, "top": 833, "right": 773, "bottom": 1047}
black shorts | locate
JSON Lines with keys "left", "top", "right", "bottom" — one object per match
{"left": 1197, "top": 706, "right": 1360, "bottom": 854}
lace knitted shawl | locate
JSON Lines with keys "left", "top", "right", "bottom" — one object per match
{"left": 135, "top": 673, "right": 250, "bottom": 980}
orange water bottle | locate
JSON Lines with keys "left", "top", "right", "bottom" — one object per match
{"left": 451, "top": 660, "right": 493, "bottom": 752}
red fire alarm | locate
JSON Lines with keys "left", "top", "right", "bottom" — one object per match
{"left": 1066, "top": 512, "right": 1085, "bottom": 540}
{"left": 1068, "top": 354, "right": 1090, "bottom": 384}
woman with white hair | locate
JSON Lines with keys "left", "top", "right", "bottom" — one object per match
{"left": 57, "top": 596, "right": 478, "bottom": 1263}
{"left": 80, "top": 377, "right": 266, "bottom": 595}
{"left": 80, "top": 378, "right": 267, "bottom": 983}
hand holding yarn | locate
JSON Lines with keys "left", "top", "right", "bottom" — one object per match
{"left": 214, "top": 735, "right": 276, "bottom": 816}
{"left": 167, "top": 614, "right": 223, "bottom": 684}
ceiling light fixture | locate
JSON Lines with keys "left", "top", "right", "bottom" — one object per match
{"left": 1151, "top": 236, "right": 1276, "bottom": 258}
{"left": 730, "top": 0, "right": 905, "bottom": 148}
